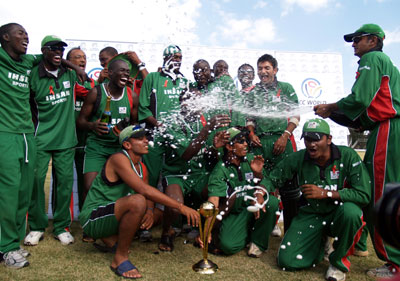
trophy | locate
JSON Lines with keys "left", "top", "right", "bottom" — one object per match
{"left": 192, "top": 201, "right": 219, "bottom": 274}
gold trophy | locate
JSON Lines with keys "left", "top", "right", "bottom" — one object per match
{"left": 192, "top": 201, "right": 219, "bottom": 274}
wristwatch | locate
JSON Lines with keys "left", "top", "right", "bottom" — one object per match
{"left": 137, "top": 62, "right": 146, "bottom": 71}
{"left": 327, "top": 191, "right": 333, "bottom": 198}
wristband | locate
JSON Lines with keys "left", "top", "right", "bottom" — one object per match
{"left": 288, "top": 117, "right": 300, "bottom": 127}
{"left": 284, "top": 130, "right": 292, "bottom": 136}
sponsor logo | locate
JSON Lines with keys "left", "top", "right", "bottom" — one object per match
{"left": 88, "top": 67, "right": 103, "bottom": 80}
{"left": 63, "top": 81, "right": 71, "bottom": 89}
{"left": 119, "top": 107, "right": 127, "bottom": 114}
{"left": 301, "top": 78, "right": 322, "bottom": 99}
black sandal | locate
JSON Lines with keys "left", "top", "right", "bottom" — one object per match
{"left": 158, "top": 234, "right": 174, "bottom": 252}
{"left": 93, "top": 242, "right": 117, "bottom": 254}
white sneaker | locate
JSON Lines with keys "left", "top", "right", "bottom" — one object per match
{"left": 271, "top": 224, "right": 282, "bottom": 237}
{"left": 56, "top": 232, "right": 74, "bottom": 245}
{"left": 24, "top": 231, "right": 44, "bottom": 246}
{"left": 248, "top": 242, "right": 263, "bottom": 258}
{"left": 17, "top": 247, "right": 30, "bottom": 258}
{"left": 325, "top": 264, "right": 346, "bottom": 281}
{"left": 3, "top": 250, "right": 29, "bottom": 269}
{"left": 366, "top": 263, "right": 396, "bottom": 278}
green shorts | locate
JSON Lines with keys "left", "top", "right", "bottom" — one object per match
{"left": 84, "top": 141, "right": 121, "bottom": 173}
{"left": 80, "top": 202, "right": 119, "bottom": 239}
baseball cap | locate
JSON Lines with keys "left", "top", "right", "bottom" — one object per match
{"left": 344, "top": 24, "right": 385, "bottom": 42}
{"left": 41, "top": 35, "right": 68, "bottom": 47}
{"left": 301, "top": 118, "right": 330, "bottom": 141}
{"left": 227, "top": 127, "right": 249, "bottom": 142}
{"left": 163, "top": 44, "right": 181, "bottom": 59}
{"left": 119, "top": 125, "right": 146, "bottom": 144}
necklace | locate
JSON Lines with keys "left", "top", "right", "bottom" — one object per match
{"left": 122, "top": 150, "right": 142, "bottom": 178}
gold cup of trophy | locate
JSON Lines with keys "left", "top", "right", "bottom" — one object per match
{"left": 192, "top": 201, "right": 219, "bottom": 274}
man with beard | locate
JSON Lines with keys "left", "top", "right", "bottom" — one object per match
{"left": 271, "top": 118, "right": 371, "bottom": 281}
{"left": 0, "top": 22, "right": 41, "bottom": 268}
{"left": 25, "top": 35, "right": 88, "bottom": 247}
{"left": 138, "top": 45, "right": 189, "bottom": 189}
{"left": 314, "top": 23, "right": 400, "bottom": 278}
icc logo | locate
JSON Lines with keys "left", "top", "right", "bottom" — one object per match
{"left": 88, "top": 67, "right": 103, "bottom": 80}
{"left": 301, "top": 78, "right": 322, "bottom": 99}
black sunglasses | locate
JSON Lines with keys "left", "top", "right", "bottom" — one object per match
{"left": 352, "top": 34, "right": 371, "bottom": 44}
{"left": 44, "top": 45, "right": 65, "bottom": 52}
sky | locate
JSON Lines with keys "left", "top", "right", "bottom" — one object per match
{"left": 1, "top": 0, "right": 399, "bottom": 93}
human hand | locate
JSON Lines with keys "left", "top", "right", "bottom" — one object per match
{"left": 301, "top": 184, "right": 327, "bottom": 199}
{"left": 93, "top": 119, "right": 110, "bottom": 135}
{"left": 250, "top": 155, "right": 265, "bottom": 174}
{"left": 122, "top": 51, "right": 141, "bottom": 66}
{"left": 314, "top": 104, "right": 336, "bottom": 118}
{"left": 98, "top": 68, "right": 109, "bottom": 83}
{"left": 273, "top": 135, "right": 288, "bottom": 155}
{"left": 213, "top": 131, "right": 230, "bottom": 149}
{"left": 209, "top": 114, "right": 231, "bottom": 130}
{"left": 178, "top": 204, "right": 200, "bottom": 227}
{"left": 140, "top": 210, "right": 154, "bottom": 230}
{"left": 249, "top": 133, "right": 261, "bottom": 147}
{"left": 195, "top": 233, "right": 212, "bottom": 249}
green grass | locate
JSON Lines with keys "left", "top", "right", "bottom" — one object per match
{"left": 0, "top": 222, "right": 383, "bottom": 281}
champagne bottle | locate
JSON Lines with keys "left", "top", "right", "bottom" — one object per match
{"left": 100, "top": 95, "right": 112, "bottom": 130}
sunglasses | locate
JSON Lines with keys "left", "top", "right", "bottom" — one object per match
{"left": 44, "top": 45, "right": 65, "bottom": 52}
{"left": 352, "top": 34, "right": 371, "bottom": 44}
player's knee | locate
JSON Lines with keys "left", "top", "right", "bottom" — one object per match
{"left": 339, "top": 202, "right": 362, "bottom": 223}
{"left": 266, "top": 195, "right": 280, "bottom": 212}
{"left": 277, "top": 247, "right": 301, "bottom": 271}
{"left": 126, "top": 194, "right": 146, "bottom": 214}
{"left": 219, "top": 238, "right": 244, "bottom": 255}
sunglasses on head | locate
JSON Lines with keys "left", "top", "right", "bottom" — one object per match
{"left": 352, "top": 34, "right": 372, "bottom": 44}
{"left": 44, "top": 45, "right": 65, "bottom": 52}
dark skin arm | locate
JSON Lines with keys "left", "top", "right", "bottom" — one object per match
{"left": 140, "top": 175, "right": 155, "bottom": 230}
{"left": 301, "top": 184, "right": 341, "bottom": 200}
{"left": 77, "top": 87, "right": 109, "bottom": 135}
{"left": 61, "top": 59, "right": 89, "bottom": 82}
{"left": 181, "top": 114, "right": 231, "bottom": 161}
{"left": 250, "top": 155, "right": 267, "bottom": 219}
{"left": 314, "top": 103, "right": 339, "bottom": 118}
{"left": 130, "top": 91, "right": 139, "bottom": 124}
{"left": 108, "top": 153, "right": 199, "bottom": 227}
{"left": 273, "top": 119, "right": 298, "bottom": 155}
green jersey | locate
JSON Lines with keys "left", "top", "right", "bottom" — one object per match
{"left": 30, "top": 62, "right": 79, "bottom": 150}
{"left": 138, "top": 71, "right": 189, "bottom": 124}
{"left": 86, "top": 83, "right": 132, "bottom": 148}
{"left": 247, "top": 81, "right": 298, "bottom": 134}
{"left": 0, "top": 47, "right": 41, "bottom": 133}
{"left": 337, "top": 51, "right": 400, "bottom": 130}
{"left": 268, "top": 144, "right": 371, "bottom": 214}
{"left": 208, "top": 153, "right": 271, "bottom": 214}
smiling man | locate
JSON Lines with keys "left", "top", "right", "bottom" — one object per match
{"left": 25, "top": 35, "right": 86, "bottom": 247}
{"left": 77, "top": 59, "right": 138, "bottom": 204}
{"left": 314, "top": 23, "right": 400, "bottom": 278}
{"left": 268, "top": 118, "right": 371, "bottom": 281}
{"left": 0, "top": 22, "right": 41, "bottom": 268}
{"left": 79, "top": 125, "right": 199, "bottom": 279}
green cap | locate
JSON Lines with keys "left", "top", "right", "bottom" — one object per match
{"left": 344, "top": 24, "right": 385, "bottom": 42}
{"left": 301, "top": 118, "right": 330, "bottom": 141}
{"left": 163, "top": 45, "right": 181, "bottom": 59}
{"left": 41, "top": 35, "right": 67, "bottom": 47}
{"left": 227, "top": 127, "right": 249, "bottom": 143}
{"left": 119, "top": 125, "right": 146, "bottom": 144}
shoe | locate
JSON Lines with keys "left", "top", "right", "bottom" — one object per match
{"left": 17, "top": 247, "right": 30, "bottom": 258}
{"left": 24, "top": 231, "right": 44, "bottom": 246}
{"left": 248, "top": 242, "right": 263, "bottom": 258}
{"left": 324, "top": 237, "right": 334, "bottom": 262}
{"left": 366, "top": 263, "right": 396, "bottom": 278}
{"left": 56, "top": 232, "right": 74, "bottom": 245}
{"left": 271, "top": 225, "right": 282, "bottom": 237}
{"left": 3, "top": 250, "right": 29, "bottom": 269}
{"left": 325, "top": 264, "right": 346, "bottom": 281}
{"left": 139, "top": 230, "right": 153, "bottom": 242}
{"left": 353, "top": 249, "right": 369, "bottom": 257}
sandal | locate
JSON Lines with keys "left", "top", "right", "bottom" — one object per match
{"left": 110, "top": 260, "right": 142, "bottom": 279}
{"left": 158, "top": 234, "right": 174, "bottom": 252}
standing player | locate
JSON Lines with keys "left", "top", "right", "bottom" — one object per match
{"left": 271, "top": 118, "right": 371, "bottom": 281}
{"left": 0, "top": 23, "right": 41, "bottom": 268}
{"left": 97, "top": 46, "right": 118, "bottom": 84}
{"left": 79, "top": 125, "right": 199, "bottom": 279}
{"left": 237, "top": 63, "right": 255, "bottom": 93}
{"left": 314, "top": 23, "right": 400, "bottom": 278}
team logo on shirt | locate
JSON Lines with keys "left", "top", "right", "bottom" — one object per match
{"left": 330, "top": 165, "right": 339, "bottom": 179}
{"left": 245, "top": 172, "right": 254, "bottom": 181}
{"left": 63, "top": 81, "right": 71, "bottom": 89}
{"left": 119, "top": 107, "right": 127, "bottom": 114}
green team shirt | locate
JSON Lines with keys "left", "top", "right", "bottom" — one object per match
{"left": 138, "top": 71, "right": 189, "bottom": 123}
{"left": 337, "top": 51, "right": 400, "bottom": 130}
{"left": 247, "top": 81, "right": 298, "bottom": 133}
{"left": 79, "top": 151, "right": 145, "bottom": 225}
{"left": 86, "top": 83, "right": 132, "bottom": 148}
{"left": 30, "top": 62, "right": 79, "bottom": 150}
{"left": 267, "top": 144, "right": 371, "bottom": 214}
{"left": 0, "top": 47, "right": 41, "bottom": 133}
{"left": 162, "top": 115, "right": 210, "bottom": 177}
{"left": 208, "top": 153, "right": 271, "bottom": 214}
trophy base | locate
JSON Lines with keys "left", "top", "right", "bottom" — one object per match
{"left": 192, "top": 259, "right": 218, "bottom": 274}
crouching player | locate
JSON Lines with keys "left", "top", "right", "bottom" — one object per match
{"left": 270, "top": 119, "right": 371, "bottom": 281}
{"left": 199, "top": 127, "right": 279, "bottom": 257}
{"left": 79, "top": 125, "right": 199, "bottom": 279}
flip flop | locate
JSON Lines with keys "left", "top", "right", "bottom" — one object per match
{"left": 93, "top": 242, "right": 117, "bottom": 254}
{"left": 158, "top": 234, "right": 174, "bottom": 252}
{"left": 110, "top": 260, "right": 141, "bottom": 279}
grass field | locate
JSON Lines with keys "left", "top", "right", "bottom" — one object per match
{"left": 0, "top": 221, "right": 383, "bottom": 281}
